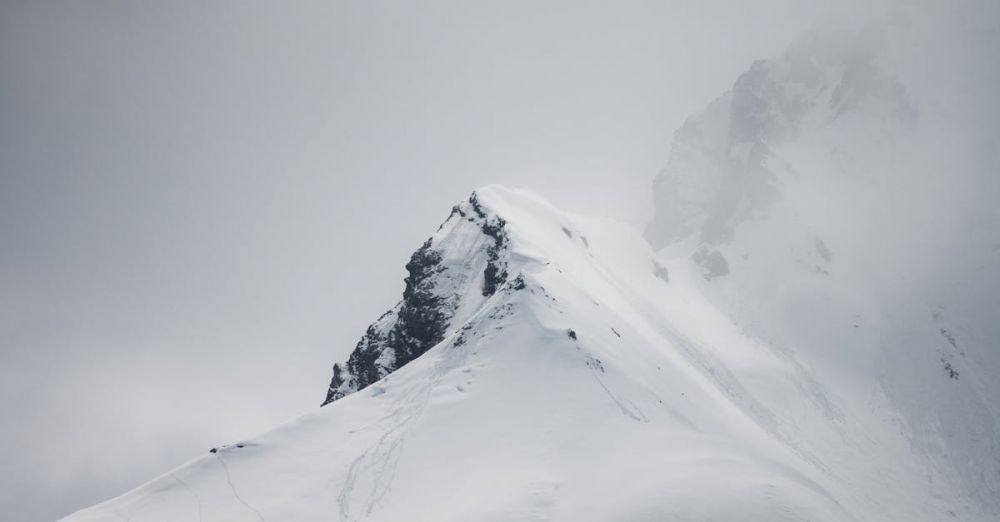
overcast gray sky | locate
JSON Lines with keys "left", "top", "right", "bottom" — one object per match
{"left": 0, "top": 1, "right": 882, "bottom": 520}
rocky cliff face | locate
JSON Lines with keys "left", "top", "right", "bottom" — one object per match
{"left": 322, "top": 192, "right": 510, "bottom": 405}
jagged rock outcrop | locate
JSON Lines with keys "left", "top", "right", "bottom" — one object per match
{"left": 322, "top": 191, "right": 511, "bottom": 405}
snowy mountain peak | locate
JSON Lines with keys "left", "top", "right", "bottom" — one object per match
{"left": 322, "top": 189, "right": 513, "bottom": 405}
{"left": 321, "top": 185, "right": 616, "bottom": 407}
{"left": 323, "top": 185, "right": 612, "bottom": 406}
{"left": 63, "top": 180, "right": 997, "bottom": 521}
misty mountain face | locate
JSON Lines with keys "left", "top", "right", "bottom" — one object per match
{"left": 323, "top": 193, "right": 510, "bottom": 405}
{"left": 647, "top": 26, "right": 915, "bottom": 249}
{"left": 648, "top": 19, "right": 1000, "bottom": 520}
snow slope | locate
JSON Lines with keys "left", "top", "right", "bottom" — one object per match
{"left": 64, "top": 185, "right": 995, "bottom": 521}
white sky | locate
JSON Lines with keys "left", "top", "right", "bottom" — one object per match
{"left": 0, "top": 1, "right": 938, "bottom": 520}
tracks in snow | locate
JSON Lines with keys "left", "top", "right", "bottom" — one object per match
{"left": 215, "top": 453, "right": 265, "bottom": 522}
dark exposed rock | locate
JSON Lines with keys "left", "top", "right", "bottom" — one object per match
{"left": 322, "top": 241, "right": 449, "bottom": 405}
{"left": 652, "top": 260, "right": 670, "bottom": 283}
{"left": 470, "top": 192, "right": 509, "bottom": 297}
{"left": 815, "top": 239, "right": 833, "bottom": 263}
{"left": 692, "top": 246, "right": 730, "bottom": 280}
{"left": 942, "top": 358, "right": 960, "bottom": 380}
{"left": 322, "top": 192, "right": 510, "bottom": 406}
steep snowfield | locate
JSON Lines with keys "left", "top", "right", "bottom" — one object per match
{"left": 64, "top": 186, "right": 994, "bottom": 521}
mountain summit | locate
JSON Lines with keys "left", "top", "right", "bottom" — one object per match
{"left": 321, "top": 191, "right": 512, "bottom": 406}
{"left": 63, "top": 186, "right": 863, "bottom": 521}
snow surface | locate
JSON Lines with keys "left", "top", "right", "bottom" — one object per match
{"left": 63, "top": 184, "right": 996, "bottom": 521}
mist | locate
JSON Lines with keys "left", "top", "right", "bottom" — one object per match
{"left": 1, "top": 1, "right": 996, "bottom": 521}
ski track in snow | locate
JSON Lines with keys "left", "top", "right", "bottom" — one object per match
{"left": 337, "top": 405, "right": 414, "bottom": 521}
{"left": 585, "top": 358, "right": 648, "bottom": 423}
{"left": 337, "top": 309, "right": 491, "bottom": 521}
{"left": 170, "top": 473, "right": 204, "bottom": 522}
{"left": 215, "top": 453, "right": 265, "bottom": 522}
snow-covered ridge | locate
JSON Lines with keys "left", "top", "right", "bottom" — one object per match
{"left": 63, "top": 184, "right": 998, "bottom": 521}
